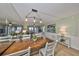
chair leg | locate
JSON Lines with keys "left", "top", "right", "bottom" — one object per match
{"left": 39, "top": 51, "right": 41, "bottom": 56}
{"left": 52, "top": 50, "right": 55, "bottom": 56}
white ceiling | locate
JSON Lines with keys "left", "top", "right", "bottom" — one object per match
{"left": 0, "top": 3, "right": 79, "bottom": 25}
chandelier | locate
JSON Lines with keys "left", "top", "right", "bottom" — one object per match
{"left": 25, "top": 9, "right": 42, "bottom": 25}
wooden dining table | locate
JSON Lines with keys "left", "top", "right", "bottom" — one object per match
{"left": 0, "top": 41, "right": 14, "bottom": 55}
{"left": 0, "top": 37, "right": 51, "bottom": 56}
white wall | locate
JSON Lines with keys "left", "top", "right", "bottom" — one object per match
{"left": 70, "top": 36, "right": 79, "bottom": 50}
{"left": 56, "top": 17, "right": 78, "bottom": 36}
{"left": 55, "top": 16, "right": 79, "bottom": 50}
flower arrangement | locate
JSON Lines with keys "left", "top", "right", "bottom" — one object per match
{"left": 32, "top": 34, "right": 37, "bottom": 41}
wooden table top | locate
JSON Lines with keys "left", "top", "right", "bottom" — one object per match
{"left": 1, "top": 38, "right": 50, "bottom": 55}
{"left": 0, "top": 41, "right": 14, "bottom": 55}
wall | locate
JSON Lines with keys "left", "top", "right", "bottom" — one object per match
{"left": 76, "top": 16, "right": 79, "bottom": 36}
{"left": 55, "top": 16, "right": 79, "bottom": 50}
{"left": 55, "top": 16, "right": 78, "bottom": 36}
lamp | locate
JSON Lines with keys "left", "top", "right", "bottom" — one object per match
{"left": 59, "top": 26, "right": 67, "bottom": 42}
{"left": 59, "top": 26, "right": 67, "bottom": 36}
{"left": 9, "top": 22, "right": 12, "bottom": 26}
{"left": 33, "top": 17, "right": 36, "bottom": 23}
{"left": 25, "top": 9, "right": 43, "bottom": 25}
{"left": 25, "top": 18, "right": 28, "bottom": 22}
{"left": 40, "top": 19, "right": 42, "bottom": 24}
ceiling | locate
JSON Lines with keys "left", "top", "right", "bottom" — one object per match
{"left": 0, "top": 3, "right": 79, "bottom": 25}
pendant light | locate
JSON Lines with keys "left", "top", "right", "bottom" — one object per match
{"left": 25, "top": 9, "right": 43, "bottom": 25}
{"left": 40, "top": 20, "right": 42, "bottom": 24}
{"left": 25, "top": 18, "right": 28, "bottom": 22}
{"left": 33, "top": 17, "right": 36, "bottom": 23}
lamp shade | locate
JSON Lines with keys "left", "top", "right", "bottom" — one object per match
{"left": 59, "top": 26, "right": 67, "bottom": 36}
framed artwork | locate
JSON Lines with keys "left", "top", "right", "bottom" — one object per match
{"left": 47, "top": 24, "right": 56, "bottom": 33}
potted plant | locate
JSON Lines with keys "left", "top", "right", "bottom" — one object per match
{"left": 32, "top": 34, "right": 37, "bottom": 42}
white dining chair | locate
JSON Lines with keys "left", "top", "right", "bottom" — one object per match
{"left": 6, "top": 47, "right": 31, "bottom": 56}
{"left": 39, "top": 40, "right": 58, "bottom": 56}
{"left": 22, "top": 34, "right": 30, "bottom": 40}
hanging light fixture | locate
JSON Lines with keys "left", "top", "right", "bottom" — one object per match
{"left": 33, "top": 17, "right": 36, "bottom": 23}
{"left": 40, "top": 19, "right": 42, "bottom": 24}
{"left": 9, "top": 22, "right": 12, "bottom": 26}
{"left": 25, "top": 18, "right": 28, "bottom": 22}
{"left": 33, "top": 19, "right": 36, "bottom": 23}
{"left": 25, "top": 9, "right": 43, "bottom": 25}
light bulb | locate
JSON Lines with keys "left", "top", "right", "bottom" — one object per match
{"left": 25, "top": 18, "right": 28, "bottom": 22}
{"left": 33, "top": 19, "right": 36, "bottom": 23}
{"left": 40, "top": 20, "right": 42, "bottom": 23}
